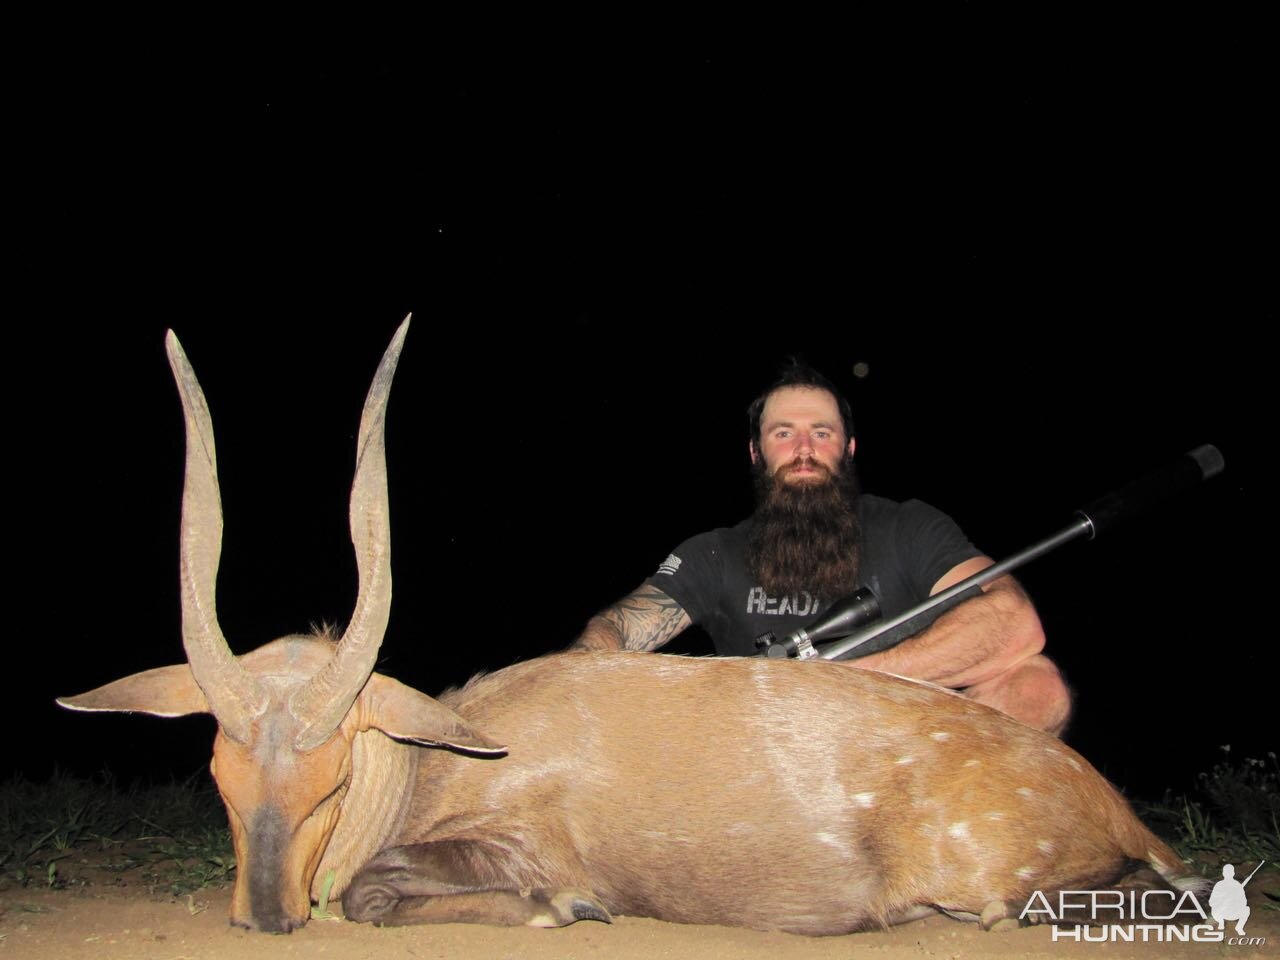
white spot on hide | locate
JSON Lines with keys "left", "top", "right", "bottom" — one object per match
{"left": 853, "top": 792, "right": 875, "bottom": 808}
{"left": 984, "top": 811, "right": 1007, "bottom": 821}
{"left": 1015, "top": 867, "right": 1035, "bottom": 880}
{"left": 895, "top": 755, "right": 916, "bottom": 765}
{"left": 1037, "top": 840, "right": 1054, "bottom": 855}
{"left": 1016, "top": 787, "right": 1035, "bottom": 799}
{"left": 1046, "top": 746, "right": 1083, "bottom": 772}
{"left": 948, "top": 822, "right": 971, "bottom": 840}
{"left": 963, "top": 759, "right": 980, "bottom": 767}
{"left": 815, "top": 830, "right": 848, "bottom": 854}
{"left": 930, "top": 731, "right": 952, "bottom": 742}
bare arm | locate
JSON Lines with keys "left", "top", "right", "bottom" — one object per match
{"left": 849, "top": 556, "right": 1046, "bottom": 688}
{"left": 569, "top": 583, "right": 693, "bottom": 652}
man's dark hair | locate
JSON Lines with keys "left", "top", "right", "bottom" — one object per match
{"left": 747, "top": 360, "right": 855, "bottom": 447}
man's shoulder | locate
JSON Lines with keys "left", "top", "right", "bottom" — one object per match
{"left": 651, "top": 521, "right": 752, "bottom": 578}
{"left": 857, "top": 493, "right": 908, "bottom": 526}
{"left": 858, "top": 495, "right": 974, "bottom": 556}
{"left": 858, "top": 493, "right": 901, "bottom": 513}
{"left": 859, "top": 493, "right": 953, "bottom": 522}
{"left": 677, "top": 519, "right": 751, "bottom": 550}
{"left": 648, "top": 520, "right": 749, "bottom": 603}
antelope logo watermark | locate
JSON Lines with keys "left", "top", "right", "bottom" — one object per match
{"left": 1019, "top": 860, "right": 1266, "bottom": 946}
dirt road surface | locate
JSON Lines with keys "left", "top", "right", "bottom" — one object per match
{"left": 3, "top": 877, "right": 1274, "bottom": 960}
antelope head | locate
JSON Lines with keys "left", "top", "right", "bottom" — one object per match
{"left": 58, "top": 319, "right": 503, "bottom": 932}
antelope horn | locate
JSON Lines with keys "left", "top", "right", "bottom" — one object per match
{"left": 165, "top": 331, "right": 267, "bottom": 743}
{"left": 291, "top": 316, "right": 410, "bottom": 750}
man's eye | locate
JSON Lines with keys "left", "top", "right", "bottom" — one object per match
{"left": 774, "top": 431, "right": 791, "bottom": 439}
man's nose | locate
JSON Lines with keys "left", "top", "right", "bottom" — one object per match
{"left": 794, "top": 433, "right": 813, "bottom": 456}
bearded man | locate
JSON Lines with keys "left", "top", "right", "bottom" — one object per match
{"left": 571, "top": 363, "right": 1071, "bottom": 735}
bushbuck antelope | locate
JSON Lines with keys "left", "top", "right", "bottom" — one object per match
{"left": 60, "top": 319, "right": 1197, "bottom": 934}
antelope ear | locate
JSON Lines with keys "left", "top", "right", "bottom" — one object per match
{"left": 362, "top": 674, "right": 506, "bottom": 755}
{"left": 58, "top": 664, "right": 211, "bottom": 717}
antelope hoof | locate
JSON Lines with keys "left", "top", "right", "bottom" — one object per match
{"left": 527, "top": 888, "right": 613, "bottom": 927}
{"left": 979, "top": 900, "right": 1023, "bottom": 932}
{"left": 342, "top": 883, "right": 400, "bottom": 925}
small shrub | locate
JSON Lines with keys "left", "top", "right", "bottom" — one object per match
{"left": 0, "top": 770, "right": 234, "bottom": 894}
{"left": 1142, "top": 748, "right": 1279, "bottom": 868}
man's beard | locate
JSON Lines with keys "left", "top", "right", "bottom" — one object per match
{"left": 745, "top": 454, "right": 861, "bottom": 600}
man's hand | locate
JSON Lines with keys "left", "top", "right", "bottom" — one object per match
{"left": 852, "top": 557, "right": 1070, "bottom": 734}
{"left": 850, "top": 558, "right": 1041, "bottom": 685}
{"left": 570, "top": 584, "right": 692, "bottom": 652}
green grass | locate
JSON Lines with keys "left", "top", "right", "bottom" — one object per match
{"left": 1139, "top": 748, "right": 1278, "bottom": 889}
{"left": 0, "top": 770, "right": 234, "bottom": 895}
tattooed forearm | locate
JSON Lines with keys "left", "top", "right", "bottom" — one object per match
{"left": 571, "top": 620, "right": 625, "bottom": 651}
{"left": 608, "top": 585, "right": 692, "bottom": 651}
{"left": 569, "top": 584, "right": 692, "bottom": 652}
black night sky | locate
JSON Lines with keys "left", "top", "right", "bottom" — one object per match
{"left": 12, "top": 35, "right": 1273, "bottom": 801}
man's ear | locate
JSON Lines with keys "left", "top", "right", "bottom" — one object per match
{"left": 847, "top": 436, "right": 856, "bottom": 457}
{"left": 749, "top": 440, "right": 759, "bottom": 464}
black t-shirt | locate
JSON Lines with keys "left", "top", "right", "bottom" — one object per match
{"left": 645, "top": 495, "right": 981, "bottom": 655}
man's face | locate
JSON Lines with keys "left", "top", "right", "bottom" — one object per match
{"left": 750, "top": 386, "right": 855, "bottom": 485}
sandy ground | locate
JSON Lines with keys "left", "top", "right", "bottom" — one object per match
{"left": 2, "top": 872, "right": 1275, "bottom": 960}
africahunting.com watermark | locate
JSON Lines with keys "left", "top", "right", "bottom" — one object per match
{"left": 1021, "top": 861, "right": 1266, "bottom": 946}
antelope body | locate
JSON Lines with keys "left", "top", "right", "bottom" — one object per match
{"left": 60, "top": 320, "right": 1193, "bottom": 934}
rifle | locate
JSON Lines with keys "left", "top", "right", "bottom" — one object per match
{"left": 754, "top": 445, "right": 1224, "bottom": 661}
{"left": 1241, "top": 861, "right": 1266, "bottom": 887}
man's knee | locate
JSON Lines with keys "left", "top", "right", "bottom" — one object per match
{"left": 965, "top": 654, "right": 1072, "bottom": 736}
